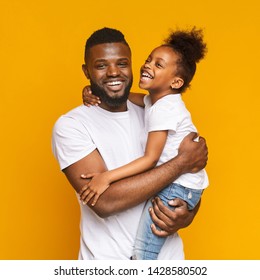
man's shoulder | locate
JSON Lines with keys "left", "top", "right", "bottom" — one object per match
{"left": 55, "top": 105, "right": 91, "bottom": 124}
{"left": 61, "top": 104, "right": 89, "bottom": 118}
{"left": 53, "top": 105, "right": 91, "bottom": 135}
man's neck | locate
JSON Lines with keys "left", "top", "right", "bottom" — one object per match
{"left": 99, "top": 102, "right": 128, "bottom": 112}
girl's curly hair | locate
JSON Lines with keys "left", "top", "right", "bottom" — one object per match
{"left": 163, "top": 27, "right": 207, "bottom": 92}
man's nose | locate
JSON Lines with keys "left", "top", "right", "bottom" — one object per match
{"left": 107, "top": 65, "right": 120, "bottom": 76}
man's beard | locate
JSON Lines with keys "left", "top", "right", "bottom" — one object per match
{"left": 90, "top": 79, "right": 133, "bottom": 108}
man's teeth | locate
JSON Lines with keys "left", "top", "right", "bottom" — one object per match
{"left": 107, "top": 81, "right": 122, "bottom": 86}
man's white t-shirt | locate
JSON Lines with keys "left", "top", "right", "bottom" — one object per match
{"left": 52, "top": 101, "right": 184, "bottom": 260}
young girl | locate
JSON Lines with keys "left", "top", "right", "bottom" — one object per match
{"left": 81, "top": 27, "right": 209, "bottom": 260}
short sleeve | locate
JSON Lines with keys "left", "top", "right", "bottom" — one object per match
{"left": 147, "top": 102, "right": 179, "bottom": 133}
{"left": 51, "top": 115, "right": 96, "bottom": 170}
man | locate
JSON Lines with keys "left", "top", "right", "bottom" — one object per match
{"left": 52, "top": 27, "right": 208, "bottom": 259}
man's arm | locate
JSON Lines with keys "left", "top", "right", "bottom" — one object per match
{"left": 64, "top": 132, "right": 207, "bottom": 219}
{"left": 150, "top": 197, "right": 201, "bottom": 237}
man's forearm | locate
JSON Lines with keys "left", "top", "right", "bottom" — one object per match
{"left": 93, "top": 155, "right": 184, "bottom": 217}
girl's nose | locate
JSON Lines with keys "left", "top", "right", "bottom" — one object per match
{"left": 143, "top": 61, "right": 151, "bottom": 69}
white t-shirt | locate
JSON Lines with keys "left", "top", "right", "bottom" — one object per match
{"left": 143, "top": 94, "right": 208, "bottom": 190}
{"left": 52, "top": 101, "right": 184, "bottom": 260}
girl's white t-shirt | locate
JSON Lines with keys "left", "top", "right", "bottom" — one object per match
{"left": 143, "top": 94, "right": 208, "bottom": 190}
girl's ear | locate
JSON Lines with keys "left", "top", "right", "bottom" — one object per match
{"left": 171, "top": 77, "right": 184, "bottom": 89}
{"left": 82, "top": 64, "right": 90, "bottom": 79}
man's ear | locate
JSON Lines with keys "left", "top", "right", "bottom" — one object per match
{"left": 82, "top": 64, "right": 90, "bottom": 79}
{"left": 171, "top": 77, "right": 184, "bottom": 90}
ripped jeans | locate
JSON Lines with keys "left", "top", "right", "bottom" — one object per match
{"left": 132, "top": 183, "right": 203, "bottom": 260}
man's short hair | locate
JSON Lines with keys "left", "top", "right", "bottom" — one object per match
{"left": 85, "top": 27, "right": 130, "bottom": 60}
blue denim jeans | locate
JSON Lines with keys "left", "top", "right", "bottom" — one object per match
{"left": 132, "top": 183, "right": 203, "bottom": 260}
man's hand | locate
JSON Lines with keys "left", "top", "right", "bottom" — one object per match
{"left": 178, "top": 132, "right": 208, "bottom": 174}
{"left": 150, "top": 197, "right": 200, "bottom": 237}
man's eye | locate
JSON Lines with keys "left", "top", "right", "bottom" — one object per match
{"left": 96, "top": 64, "right": 106, "bottom": 69}
{"left": 118, "top": 62, "right": 128, "bottom": 67}
{"left": 156, "top": 63, "right": 162, "bottom": 68}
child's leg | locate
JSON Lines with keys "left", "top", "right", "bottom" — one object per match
{"left": 133, "top": 184, "right": 176, "bottom": 260}
{"left": 132, "top": 198, "right": 163, "bottom": 260}
{"left": 132, "top": 183, "right": 203, "bottom": 260}
{"left": 169, "top": 184, "right": 203, "bottom": 210}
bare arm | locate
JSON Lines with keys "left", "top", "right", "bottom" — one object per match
{"left": 64, "top": 132, "right": 207, "bottom": 218}
{"left": 128, "top": 92, "right": 146, "bottom": 107}
{"left": 150, "top": 197, "right": 201, "bottom": 237}
{"left": 108, "top": 130, "right": 167, "bottom": 180}
{"left": 79, "top": 131, "right": 167, "bottom": 205}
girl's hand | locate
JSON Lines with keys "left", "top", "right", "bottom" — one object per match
{"left": 82, "top": 86, "right": 101, "bottom": 107}
{"left": 79, "top": 173, "right": 110, "bottom": 206}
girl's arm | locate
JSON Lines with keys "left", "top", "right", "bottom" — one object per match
{"left": 109, "top": 130, "right": 167, "bottom": 181}
{"left": 80, "top": 130, "right": 168, "bottom": 205}
{"left": 128, "top": 92, "right": 146, "bottom": 107}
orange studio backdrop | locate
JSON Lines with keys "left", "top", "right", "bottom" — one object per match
{"left": 0, "top": 0, "right": 259, "bottom": 259}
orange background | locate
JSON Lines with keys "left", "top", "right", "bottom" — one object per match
{"left": 1, "top": 0, "right": 259, "bottom": 259}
